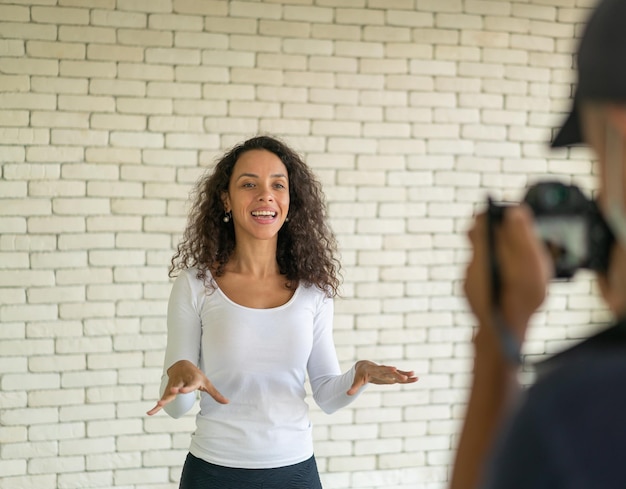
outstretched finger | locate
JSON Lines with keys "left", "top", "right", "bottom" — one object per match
{"left": 395, "top": 370, "right": 419, "bottom": 382}
{"left": 347, "top": 368, "right": 371, "bottom": 395}
{"left": 146, "top": 403, "right": 164, "bottom": 416}
{"left": 200, "top": 382, "right": 229, "bottom": 404}
{"left": 145, "top": 387, "right": 180, "bottom": 416}
{"left": 346, "top": 378, "right": 365, "bottom": 396}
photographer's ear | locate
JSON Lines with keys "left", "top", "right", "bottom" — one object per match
{"left": 597, "top": 271, "right": 611, "bottom": 307}
{"left": 596, "top": 267, "right": 626, "bottom": 317}
{"left": 597, "top": 243, "right": 626, "bottom": 318}
{"left": 606, "top": 105, "right": 626, "bottom": 135}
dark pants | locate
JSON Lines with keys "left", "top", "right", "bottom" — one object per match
{"left": 179, "top": 452, "right": 324, "bottom": 489}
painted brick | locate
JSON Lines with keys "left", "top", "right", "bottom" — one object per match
{"left": 117, "top": 29, "right": 173, "bottom": 48}
{"left": 113, "top": 466, "right": 170, "bottom": 485}
{"left": 0, "top": 460, "right": 26, "bottom": 478}
{"left": 62, "top": 0, "right": 115, "bottom": 8}
{"left": 3, "top": 372, "right": 61, "bottom": 394}
{"left": 27, "top": 421, "right": 85, "bottom": 443}
{"left": 59, "top": 436, "right": 116, "bottom": 456}
{"left": 258, "top": 21, "right": 310, "bottom": 40}
{"left": 0, "top": 475, "right": 58, "bottom": 489}
{"left": 90, "top": 9, "right": 146, "bottom": 28}
{"left": 312, "top": 24, "right": 362, "bottom": 41}
{"left": 0, "top": 385, "right": 27, "bottom": 416}
{"left": 26, "top": 41, "right": 85, "bottom": 60}
{"left": 80, "top": 147, "right": 141, "bottom": 167}
{"left": 57, "top": 472, "right": 113, "bottom": 489}
{"left": 204, "top": 15, "right": 256, "bottom": 35}
{"left": 58, "top": 233, "right": 114, "bottom": 250}
{"left": 88, "top": 352, "right": 143, "bottom": 370}
{"left": 0, "top": 5, "right": 29, "bottom": 22}
{"left": 86, "top": 386, "right": 140, "bottom": 402}
{"left": 29, "top": 181, "right": 85, "bottom": 198}
{"left": 149, "top": 13, "right": 203, "bottom": 31}
{"left": 118, "top": 62, "right": 173, "bottom": 81}
{"left": 147, "top": 82, "right": 202, "bottom": 99}
{"left": 109, "top": 131, "right": 165, "bottom": 149}
{"left": 29, "top": 353, "right": 85, "bottom": 375}
{"left": 175, "top": 31, "right": 228, "bottom": 49}
{"left": 32, "top": 6, "right": 90, "bottom": 25}
{"left": 116, "top": 97, "right": 173, "bottom": 115}
{"left": 57, "top": 301, "right": 116, "bottom": 320}
{"left": 2, "top": 406, "right": 59, "bottom": 428}
{"left": 28, "top": 284, "right": 85, "bottom": 304}
{"left": 174, "top": 0, "right": 226, "bottom": 15}
{"left": 84, "top": 182, "right": 142, "bottom": 200}
{"left": 3, "top": 440, "right": 57, "bottom": 461}
{"left": 117, "top": 0, "right": 172, "bottom": 14}
{"left": 145, "top": 47, "right": 200, "bottom": 66}
{"left": 111, "top": 198, "right": 165, "bottom": 216}
{"left": 363, "top": 25, "right": 411, "bottom": 43}
{"left": 0, "top": 22, "right": 57, "bottom": 41}
{"left": 336, "top": 8, "right": 384, "bottom": 26}
{"left": 83, "top": 318, "right": 141, "bottom": 337}
{"left": 86, "top": 284, "right": 142, "bottom": 302}
{"left": 466, "top": 0, "right": 511, "bottom": 14}
{"left": 28, "top": 457, "right": 85, "bottom": 474}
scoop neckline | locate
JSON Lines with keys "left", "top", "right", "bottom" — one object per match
{"left": 213, "top": 280, "right": 301, "bottom": 311}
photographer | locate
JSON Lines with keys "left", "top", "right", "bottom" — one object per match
{"left": 450, "top": 1, "right": 626, "bottom": 488}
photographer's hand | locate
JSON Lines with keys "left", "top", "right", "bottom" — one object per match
{"left": 450, "top": 205, "right": 552, "bottom": 489}
{"left": 467, "top": 204, "right": 552, "bottom": 347}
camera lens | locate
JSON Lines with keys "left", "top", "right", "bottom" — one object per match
{"left": 542, "top": 186, "right": 568, "bottom": 208}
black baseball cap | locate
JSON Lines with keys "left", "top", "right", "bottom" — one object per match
{"left": 551, "top": 0, "right": 626, "bottom": 147}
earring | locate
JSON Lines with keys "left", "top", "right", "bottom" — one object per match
{"left": 223, "top": 211, "right": 232, "bottom": 223}
{"left": 285, "top": 216, "right": 290, "bottom": 222}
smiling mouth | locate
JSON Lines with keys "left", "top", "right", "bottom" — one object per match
{"left": 251, "top": 210, "right": 277, "bottom": 218}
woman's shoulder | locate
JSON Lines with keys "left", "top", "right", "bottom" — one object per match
{"left": 175, "top": 267, "right": 212, "bottom": 280}
{"left": 172, "top": 267, "right": 214, "bottom": 292}
{"left": 174, "top": 267, "right": 198, "bottom": 282}
{"left": 169, "top": 268, "right": 216, "bottom": 309}
{"left": 296, "top": 281, "right": 333, "bottom": 303}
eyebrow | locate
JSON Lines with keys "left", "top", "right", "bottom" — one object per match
{"left": 235, "top": 172, "right": 288, "bottom": 180}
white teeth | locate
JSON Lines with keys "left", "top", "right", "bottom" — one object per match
{"left": 252, "top": 211, "right": 276, "bottom": 217}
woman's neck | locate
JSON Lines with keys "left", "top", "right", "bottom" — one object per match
{"left": 226, "top": 241, "right": 280, "bottom": 279}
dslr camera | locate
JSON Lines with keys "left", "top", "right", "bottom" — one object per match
{"left": 490, "top": 181, "right": 614, "bottom": 279}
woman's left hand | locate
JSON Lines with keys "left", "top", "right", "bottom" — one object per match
{"left": 347, "top": 360, "right": 418, "bottom": 395}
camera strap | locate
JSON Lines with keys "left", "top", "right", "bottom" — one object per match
{"left": 486, "top": 198, "right": 523, "bottom": 365}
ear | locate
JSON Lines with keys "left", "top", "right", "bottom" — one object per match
{"left": 597, "top": 270, "right": 626, "bottom": 317}
{"left": 606, "top": 105, "right": 626, "bottom": 137}
{"left": 598, "top": 242, "right": 626, "bottom": 318}
{"left": 221, "top": 191, "right": 230, "bottom": 212}
{"left": 597, "top": 271, "right": 611, "bottom": 306}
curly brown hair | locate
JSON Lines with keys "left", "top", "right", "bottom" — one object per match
{"left": 170, "top": 135, "right": 341, "bottom": 297}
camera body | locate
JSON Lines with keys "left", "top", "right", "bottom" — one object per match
{"left": 522, "top": 181, "right": 614, "bottom": 279}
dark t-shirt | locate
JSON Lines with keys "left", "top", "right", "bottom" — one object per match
{"left": 482, "top": 320, "right": 626, "bottom": 489}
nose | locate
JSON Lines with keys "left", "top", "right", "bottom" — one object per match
{"left": 257, "top": 184, "right": 274, "bottom": 201}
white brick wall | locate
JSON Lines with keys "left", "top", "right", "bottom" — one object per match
{"left": 0, "top": 0, "right": 608, "bottom": 488}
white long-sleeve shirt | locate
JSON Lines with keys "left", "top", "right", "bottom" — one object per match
{"left": 160, "top": 268, "right": 365, "bottom": 469}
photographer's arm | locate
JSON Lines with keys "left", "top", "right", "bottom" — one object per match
{"left": 449, "top": 321, "right": 521, "bottom": 489}
{"left": 450, "top": 206, "right": 551, "bottom": 489}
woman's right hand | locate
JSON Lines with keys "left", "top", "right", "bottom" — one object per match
{"left": 146, "top": 360, "right": 229, "bottom": 415}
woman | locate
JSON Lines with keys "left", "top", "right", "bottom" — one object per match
{"left": 147, "top": 135, "right": 417, "bottom": 489}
